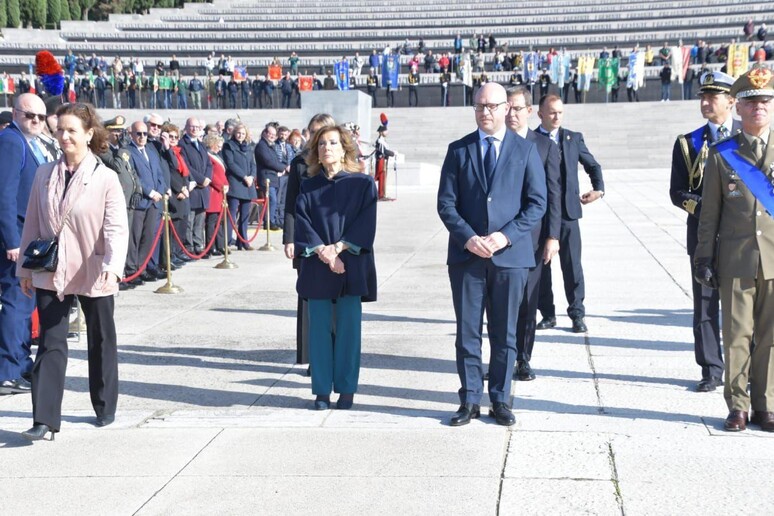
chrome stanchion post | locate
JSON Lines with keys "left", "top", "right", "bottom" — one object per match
{"left": 156, "top": 196, "right": 183, "bottom": 294}
{"left": 215, "top": 197, "right": 238, "bottom": 269}
{"left": 259, "top": 179, "right": 275, "bottom": 251}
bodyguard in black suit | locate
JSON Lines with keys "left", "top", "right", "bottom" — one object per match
{"left": 535, "top": 94, "right": 605, "bottom": 333}
{"left": 505, "top": 86, "right": 562, "bottom": 381}
{"left": 669, "top": 70, "right": 739, "bottom": 392}
{"left": 438, "top": 83, "right": 546, "bottom": 427}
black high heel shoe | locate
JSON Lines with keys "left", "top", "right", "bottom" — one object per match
{"left": 21, "top": 424, "right": 55, "bottom": 441}
{"left": 314, "top": 395, "right": 330, "bottom": 410}
{"left": 337, "top": 394, "right": 354, "bottom": 410}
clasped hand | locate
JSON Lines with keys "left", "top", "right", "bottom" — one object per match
{"left": 465, "top": 232, "right": 508, "bottom": 258}
{"left": 317, "top": 244, "right": 345, "bottom": 274}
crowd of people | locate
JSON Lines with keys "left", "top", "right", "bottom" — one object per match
{"left": 2, "top": 28, "right": 771, "bottom": 112}
{"left": 0, "top": 87, "right": 387, "bottom": 438}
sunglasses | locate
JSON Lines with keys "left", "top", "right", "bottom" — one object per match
{"left": 148, "top": 122, "right": 161, "bottom": 128}
{"left": 19, "top": 110, "right": 46, "bottom": 123}
{"left": 134, "top": 131, "right": 148, "bottom": 137}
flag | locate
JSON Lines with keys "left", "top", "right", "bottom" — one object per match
{"left": 299, "top": 75, "right": 313, "bottom": 91}
{"left": 627, "top": 51, "right": 645, "bottom": 90}
{"left": 0, "top": 78, "right": 4, "bottom": 94}
{"left": 727, "top": 43, "right": 749, "bottom": 78}
{"left": 679, "top": 46, "right": 691, "bottom": 83}
{"left": 334, "top": 60, "right": 350, "bottom": 90}
{"left": 233, "top": 66, "right": 247, "bottom": 82}
{"left": 382, "top": 53, "right": 399, "bottom": 89}
{"left": 6, "top": 77, "right": 14, "bottom": 94}
{"left": 523, "top": 52, "right": 539, "bottom": 83}
{"left": 68, "top": 79, "right": 76, "bottom": 102}
{"left": 28, "top": 63, "right": 36, "bottom": 94}
{"left": 578, "top": 56, "right": 595, "bottom": 91}
{"left": 268, "top": 64, "right": 282, "bottom": 81}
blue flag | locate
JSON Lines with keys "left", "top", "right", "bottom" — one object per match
{"left": 334, "top": 60, "right": 350, "bottom": 91}
{"left": 382, "top": 53, "right": 400, "bottom": 89}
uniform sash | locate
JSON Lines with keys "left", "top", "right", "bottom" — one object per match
{"left": 716, "top": 138, "right": 774, "bottom": 216}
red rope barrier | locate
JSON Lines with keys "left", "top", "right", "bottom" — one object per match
{"left": 168, "top": 207, "right": 224, "bottom": 260}
{"left": 227, "top": 199, "right": 267, "bottom": 245}
{"left": 122, "top": 218, "right": 165, "bottom": 283}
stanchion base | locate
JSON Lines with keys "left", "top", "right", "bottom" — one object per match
{"left": 214, "top": 259, "right": 238, "bottom": 269}
{"left": 155, "top": 282, "right": 184, "bottom": 294}
{"left": 258, "top": 244, "right": 276, "bottom": 251}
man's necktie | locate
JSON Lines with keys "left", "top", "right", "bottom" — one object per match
{"left": 718, "top": 126, "right": 729, "bottom": 141}
{"left": 30, "top": 139, "right": 47, "bottom": 164}
{"left": 484, "top": 136, "right": 496, "bottom": 187}
{"left": 193, "top": 139, "right": 199, "bottom": 151}
{"left": 142, "top": 147, "right": 149, "bottom": 162}
{"left": 752, "top": 137, "right": 764, "bottom": 163}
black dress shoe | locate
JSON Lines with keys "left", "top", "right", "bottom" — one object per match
{"left": 536, "top": 316, "right": 556, "bottom": 330}
{"left": 696, "top": 376, "right": 723, "bottom": 392}
{"left": 128, "top": 277, "right": 144, "bottom": 287}
{"left": 337, "top": 394, "right": 354, "bottom": 410}
{"left": 450, "top": 403, "right": 480, "bottom": 426}
{"left": 210, "top": 249, "right": 223, "bottom": 257}
{"left": 270, "top": 224, "right": 281, "bottom": 231}
{"left": 515, "top": 361, "right": 536, "bottom": 381}
{"left": 314, "top": 395, "right": 330, "bottom": 410}
{"left": 118, "top": 282, "right": 133, "bottom": 291}
{"left": 0, "top": 377, "right": 32, "bottom": 395}
{"left": 489, "top": 402, "right": 516, "bottom": 426}
{"left": 572, "top": 317, "right": 588, "bottom": 333}
{"left": 171, "top": 258, "right": 185, "bottom": 267}
{"left": 95, "top": 415, "right": 115, "bottom": 427}
{"left": 154, "top": 268, "right": 168, "bottom": 280}
{"left": 140, "top": 271, "right": 158, "bottom": 282}
{"left": 21, "top": 424, "right": 55, "bottom": 441}
{"left": 178, "top": 254, "right": 192, "bottom": 262}
{"left": 242, "top": 244, "right": 254, "bottom": 251}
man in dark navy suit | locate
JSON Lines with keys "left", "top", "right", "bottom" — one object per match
{"left": 179, "top": 117, "right": 213, "bottom": 255}
{"left": 505, "top": 86, "right": 562, "bottom": 382}
{"left": 126, "top": 121, "right": 165, "bottom": 284}
{"left": 0, "top": 94, "right": 50, "bottom": 395}
{"left": 438, "top": 83, "right": 546, "bottom": 427}
{"left": 535, "top": 94, "right": 605, "bottom": 333}
{"left": 670, "top": 71, "right": 739, "bottom": 392}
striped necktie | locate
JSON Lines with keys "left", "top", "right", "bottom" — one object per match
{"left": 30, "top": 138, "right": 47, "bottom": 164}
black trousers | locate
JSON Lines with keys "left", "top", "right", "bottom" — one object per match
{"left": 539, "top": 218, "right": 585, "bottom": 320}
{"left": 516, "top": 247, "right": 546, "bottom": 362}
{"left": 32, "top": 290, "right": 118, "bottom": 431}
{"left": 128, "top": 203, "right": 160, "bottom": 274}
{"left": 689, "top": 254, "right": 723, "bottom": 379}
{"left": 205, "top": 212, "right": 225, "bottom": 252}
{"left": 409, "top": 87, "right": 418, "bottom": 106}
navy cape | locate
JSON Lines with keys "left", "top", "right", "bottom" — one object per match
{"left": 294, "top": 171, "right": 377, "bottom": 301}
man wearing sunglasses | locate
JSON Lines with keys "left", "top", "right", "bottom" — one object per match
{"left": 0, "top": 93, "right": 51, "bottom": 395}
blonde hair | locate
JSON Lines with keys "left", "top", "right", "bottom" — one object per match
{"left": 305, "top": 125, "right": 360, "bottom": 177}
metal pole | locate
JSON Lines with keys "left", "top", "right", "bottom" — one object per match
{"left": 259, "top": 179, "right": 275, "bottom": 251}
{"left": 215, "top": 197, "right": 238, "bottom": 268}
{"left": 155, "top": 196, "right": 183, "bottom": 294}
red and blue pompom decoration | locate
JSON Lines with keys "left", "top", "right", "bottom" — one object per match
{"left": 35, "top": 51, "right": 65, "bottom": 97}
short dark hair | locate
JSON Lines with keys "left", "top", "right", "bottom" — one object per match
{"left": 538, "top": 94, "right": 562, "bottom": 109}
{"left": 506, "top": 86, "right": 532, "bottom": 107}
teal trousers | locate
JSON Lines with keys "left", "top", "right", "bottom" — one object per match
{"left": 308, "top": 296, "right": 362, "bottom": 395}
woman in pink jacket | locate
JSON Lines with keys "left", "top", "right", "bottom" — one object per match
{"left": 17, "top": 103, "right": 129, "bottom": 441}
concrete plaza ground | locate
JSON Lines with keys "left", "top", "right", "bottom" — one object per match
{"left": 2, "top": 167, "right": 774, "bottom": 515}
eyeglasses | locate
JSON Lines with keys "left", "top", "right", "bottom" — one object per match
{"left": 169, "top": 134, "right": 179, "bottom": 139}
{"left": 19, "top": 110, "right": 47, "bottom": 122}
{"left": 134, "top": 131, "right": 148, "bottom": 137}
{"left": 148, "top": 122, "right": 161, "bottom": 128}
{"left": 473, "top": 102, "right": 507, "bottom": 113}
{"left": 509, "top": 105, "right": 528, "bottom": 113}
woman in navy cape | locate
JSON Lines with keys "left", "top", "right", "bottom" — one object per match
{"left": 294, "top": 125, "right": 377, "bottom": 410}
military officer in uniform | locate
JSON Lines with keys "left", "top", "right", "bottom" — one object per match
{"left": 670, "top": 71, "right": 740, "bottom": 392}
{"left": 695, "top": 66, "right": 774, "bottom": 432}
